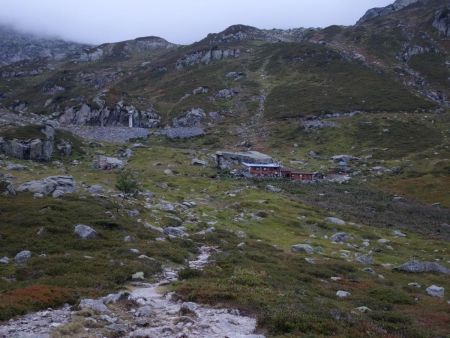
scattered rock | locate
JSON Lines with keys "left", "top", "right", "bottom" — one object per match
{"left": 356, "top": 254, "right": 374, "bottom": 265}
{"left": 393, "top": 230, "right": 407, "bottom": 237}
{"left": 163, "top": 169, "right": 173, "bottom": 176}
{"left": 179, "top": 302, "right": 198, "bottom": 317}
{"left": 330, "top": 232, "right": 351, "bottom": 243}
{"left": 353, "top": 306, "right": 372, "bottom": 314}
{"left": 127, "top": 209, "right": 140, "bottom": 217}
{"left": 192, "top": 86, "right": 209, "bottom": 95}
{"left": 164, "top": 226, "right": 188, "bottom": 238}
{"left": 17, "top": 175, "right": 75, "bottom": 198}
{"left": 88, "top": 184, "right": 104, "bottom": 195}
{"left": 336, "top": 290, "right": 351, "bottom": 298}
{"left": 102, "top": 291, "right": 130, "bottom": 304}
{"left": 266, "top": 185, "right": 282, "bottom": 193}
{"left": 408, "top": 282, "right": 422, "bottom": 288}
{"left": 395, "top": 261, "right": 450, "bottom": 275}
{"left": 132, "top": 272, "right": 145, "bottom": 280}
{"left": 291, "top": 244, "right": 314, "bottom": 254}
{"left": 325, "top": 217, "right": 346, "bottom": 225}
{"left": 192, "top": 158, "right": 208, "bottom": 166}
{"left": 74, "top": 224, "right": 97, "bottom": 239}
{"left": 79, "top": 299, "right": 110, "bottom": 314}
{"left": 216, "top": 88, "right": 239, "bottom": 99}
{"left": 0, "top": 256, "right": 10, "bottom": 264}
{"left": 93, "top": 155, "right": 125, "bottom": 170}
{"left": 6, "top": 163, "right": 27, "bottom": 171}
{"left": 135, "top": 305, "right": 154, "bottom": 317}
{"left": 225, "top": 71, "right": 245, "bottom": 81}
{"left": 426, "top": 285, "right": 445, "bottom": 298}
{"left": 144, "top": 223, "right": 164, "bottom": 233}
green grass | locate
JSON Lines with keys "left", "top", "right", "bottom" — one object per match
{"left": 262, "top": 43, "right": 435, "bottom": 119}
{"left": 0, "top": 193, "right": 196, "bottom": 320}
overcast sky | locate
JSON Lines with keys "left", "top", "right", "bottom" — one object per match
{"left": 0, "top": 0, "right": 393, "bottom": 45}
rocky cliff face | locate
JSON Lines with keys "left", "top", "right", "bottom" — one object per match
{"left": 357, "top": 0, "right": 421, "bottom": 24}
{"left": 176, "top": 47, "right": 240, "bottom": 70}
{"left": 0, "top": 24, "right": 89, "bottom": 66}
{"left": 433, "top": 7, "right": 450, "bottom": 37}
{"left": 58, "top": 100, "right": 161, "bottom": 128}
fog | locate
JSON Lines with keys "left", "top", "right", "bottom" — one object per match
{"left": 0, "top": 0, "right": 393, "bottom": 44}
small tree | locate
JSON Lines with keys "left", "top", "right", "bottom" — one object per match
{"left": 116, "top": 169, "right": 140, "bottom": 196}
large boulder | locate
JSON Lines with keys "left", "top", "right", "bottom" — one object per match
{"left": 426, "top": 285, "right": 444, "bottom": 298}
{"left": 291, "top": 244, "right": 314, "bottom": 254}
{"left": 395, "top": 261, "right": 450, "bottom": 275}
{"left": 79, "top": 299, "right": 110, "bottom": 313}
{"left": 93, "top": 155, "right": 124, "bottom": 170}
{"left": 172, "top": 108, "right": 206, "bottom": 128}
{"left": 15, "top": 250, "right": 31, "bottom": 264}
{"left": 330, "top": 232, "right": 352, "bottom": 243}
{"left": 74, "top": 224, "right": 97, "bottom": 239}
{"left": 17, "top": 175, "right": 75, "bottom": 198}
{"left": 0, "top": 123, "right": 57, "bottom": 162}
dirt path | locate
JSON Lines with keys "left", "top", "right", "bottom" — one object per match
{"left": 0, "top": 246, "right": 264, "bottom": 338}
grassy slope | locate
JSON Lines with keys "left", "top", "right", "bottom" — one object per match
{"left": 1, "top": 125, "right": 448, "bottom": 335}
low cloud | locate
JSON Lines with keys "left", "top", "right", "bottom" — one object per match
{"left": 0, "top": 0, "right": 393, "bottom": 44}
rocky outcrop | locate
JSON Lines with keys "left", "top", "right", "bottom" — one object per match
{"left": 176, "top": 47, "right": 240, "bottom": 70}
{"left": 58, "top": 100, "right": 161, "bottom": 128}
{"left": 0, "top": 123, "right": 55, "bottom": 161}
{"left": 433, "top": 7, "right": 450, "bottom": 37}
{"left": 401, "top": 45, "right": 435, "bottom": 62}
{"left": 172, "top": 108, "right": 206, "bottom": 128}
{"left": 205, "top": 24, "right": 312, "bottom": 45}
{"left": 17, "top": 175, "right": 76, "bottom": 198}
{"left": 78, "top": 36, "right": 176, "bottom": 62}
{"left": 357, "top": 0, "right": 420, "bottom": 24}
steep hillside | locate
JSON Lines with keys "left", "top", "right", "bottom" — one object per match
{"left": 315, "top": 0, "right": 450, "bottom": 106}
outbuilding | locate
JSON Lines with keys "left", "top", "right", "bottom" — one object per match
{"left": 242, "top": 162, "right": 282, "bottom": 178}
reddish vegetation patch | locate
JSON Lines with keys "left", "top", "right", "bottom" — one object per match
{"left": 401, "top": 303, "right": 450, "bottom": 335}
{"left": 0, "top": 285, "right": 76, "bottom": 321}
